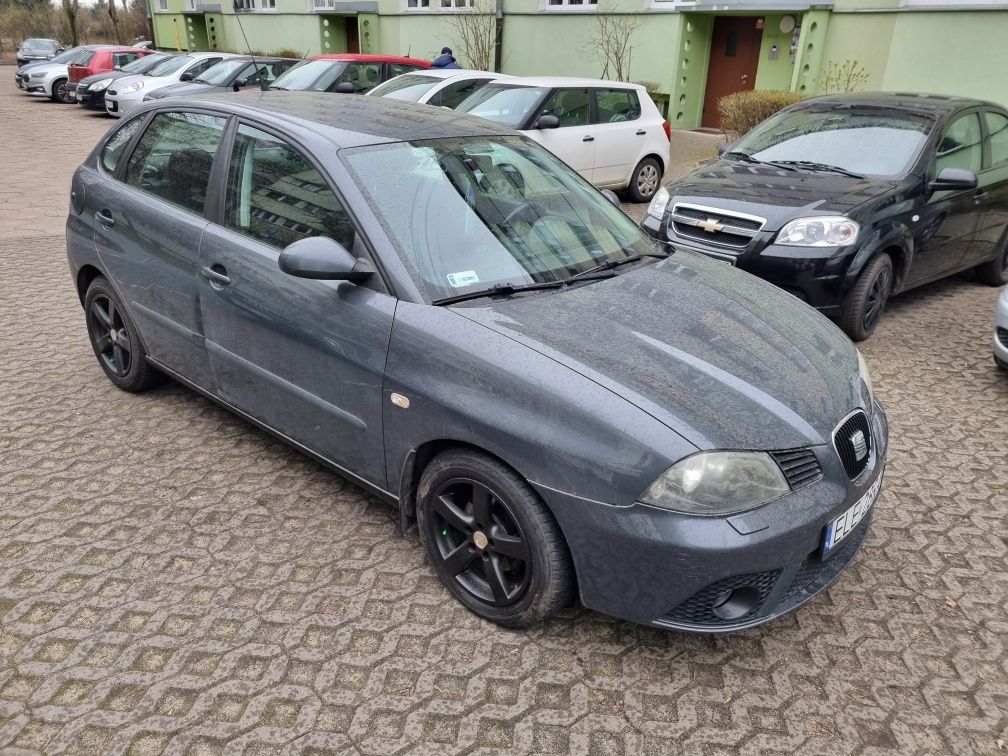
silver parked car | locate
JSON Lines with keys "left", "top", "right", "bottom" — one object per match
{"left": 995, "top": 285, "right": 1008, "bottom": 370}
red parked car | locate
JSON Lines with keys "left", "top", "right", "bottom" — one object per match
{"left": 64, "top": 46, "right": 154, "bottom": 103}
{"left": 268, "top": 53, "right": 430, "bottom": 94}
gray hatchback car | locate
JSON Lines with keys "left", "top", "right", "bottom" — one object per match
{"left": 67, "top": 93, "right": 888, "bottom": 631}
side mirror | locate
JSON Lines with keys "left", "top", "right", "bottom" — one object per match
{"left": 929, "top": 166, "right": 978, "bottom": 192}
{"left": 278, "top": 236, "right": 373, "bottom": 281}
{"left": 535, "top": 114, "right": 560, "bottom": 130}
{"left": 179, "top": 71, "right": 194, "bottom": 82}
{"left": 601, "top": 189, "right": 621, "bottom": 207}
{"left": 334, "top": 81, "right": 355, "bottom": 94}
{"left": 717, "top": 141, "right": 732, "bottom": 158}
{"left": 234, "top": 77, "right": 247, "bottom": 88}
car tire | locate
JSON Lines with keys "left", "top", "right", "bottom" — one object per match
{"left": 974, "top": 237, "right": 1008, "bottom": 286}
{"left": 84, "top": 277, "right": 165, "bottom": 392}
{"left": 626, "top": 157, "right": 663, "bottom": 203}
{"left": 839, "top": 252, "right": 893, "bottom": 342}
{"left": 50, "top": 78, "right": 69, "bottom": 103}
{"left": 416, "top": 448, "right": 575, "bottom": 628}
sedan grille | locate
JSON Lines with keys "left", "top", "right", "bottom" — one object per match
{"left": 769, "top": 448, "right": 822, "bottom": 489}
{"left": 997, "top": 327, "right": 1008, "bottom": 348}
{"left": 833, "top": 411, "right": 872, "bottom": 479}
{"left": 670, "top": 204, "right": 765, "bottom": 249}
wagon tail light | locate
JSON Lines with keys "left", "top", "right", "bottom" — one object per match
{"left": 662, "top": 120, "right": 671, "bottom": 141}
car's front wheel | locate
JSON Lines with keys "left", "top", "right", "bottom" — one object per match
{"left": 626, "top": 157, "right": 662, "bottom": 203}
{"left": 416, "top": 449, "right": 575, "bottom": 628}
{"left": 84, "top": 277, "right": 164, "bottom": 392}
{"left": 975, "top": 236, "right": 1008, "bottom": 286}
{"left": 839, "top": 252, "right": 893, "bottom": 341}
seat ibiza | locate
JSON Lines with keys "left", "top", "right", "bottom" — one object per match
{"left": 66, "top": 93, "right": 888, "bottom": 631}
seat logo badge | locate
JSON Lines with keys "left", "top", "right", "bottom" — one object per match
{"left": 850, "top": 429, "right": 868, "bottom": 461}
{"left": 390, "top": 393, "right": 410, "bottom": 409}
{"left": 698, "top": 217, "right": 725, "bottom": 233}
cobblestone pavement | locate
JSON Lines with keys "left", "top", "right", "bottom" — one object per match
{"left": 1, "top": 75, "right": 1007, "bottom": 755}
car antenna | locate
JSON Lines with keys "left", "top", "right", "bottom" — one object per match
{"left": 231, "top": 0, "right": 268, "bottom": 91}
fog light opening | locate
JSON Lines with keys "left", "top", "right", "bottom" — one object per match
{"left": 711, "top": 586, "right": 761, "bottom": 620}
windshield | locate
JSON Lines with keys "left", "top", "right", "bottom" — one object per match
{"left": 343, "top": 135, "right": 658, "bottom": 302}
{"left": 732, "top": 106, "right": 934, "bottom": 177}
{"left": 147, "top": 55, "right": 191, "bottom": 77}
{"left": 21, "top": 39, "right": 55, "bottom": 51}
{"left": 368, "top": 73, "right": 439, "bottom": 101}
{"left": 270, "top": 60, "right": 346, "bottom": 91}
{"left": 122, "top": 53, "right": 169, "bottom": 74}
{"left": 196, "top": 59, "right": 249, "bottom": 85}
{"left": 455, "top": 84, "right": 548, "bottom": 128}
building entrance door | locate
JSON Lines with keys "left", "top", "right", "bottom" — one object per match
{"left": 701, "top": 17, "right": 762, "bottom": 128}
{"left": 345, "top": 16, "right": 359, "bottom": 54}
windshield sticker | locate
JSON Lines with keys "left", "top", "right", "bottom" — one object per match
{"left": 447, "top": 270, "right": 480, "bottom": 288}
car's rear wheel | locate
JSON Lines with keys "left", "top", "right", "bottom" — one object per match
{"left": 626, "top": 157, "right": 662, "bottom": 203}
{"left": 839, "top": 253, "right": 893, "bottom": 342}
{"left": 84, "top": 277, "right": 164, "bottom": 392}
{"left": 50, "top": 78, "right": 69, "bottom": 103}
{"left": 975, "top": 236, "right": 1008, "bottom": 286}
{"left": 416, "top": 449, "right": 574, "bottom": 628}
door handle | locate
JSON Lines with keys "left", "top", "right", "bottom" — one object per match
{"left": 201, "top": 265, "right": 231, "bottom": 286}
{"left": 635, "top": 129, "right": 647, "bottom": 136}
{"left": 583, "top": 135, "right": 595, "bottom": 142}
{"left": 95, "top": 210, "right": 115, "bottom": 227}
{"left": 973, "top": 190, "right": 987, "bottom": 204}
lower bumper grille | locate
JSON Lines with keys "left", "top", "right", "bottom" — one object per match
{"left": 770, "top": 448, "right": 822, "bottom": 489}
{"left": 657, "top": 569, "right": 780, "bottom": 627}
{"left": 997, "top": 327, "right": 1008, "bottom": 349}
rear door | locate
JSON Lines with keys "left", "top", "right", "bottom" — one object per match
{"left": 526, "top": 87, "right": 596, "bottom": 179}
{"left": 88, "top": 109, "right": 228, "bottom": 388}
{"left": 590, "top": 87, "right": 646, "bottom": 187}
{"left": 972, "top": 109, "right": 1008, "bottom": 264}
{"left": 909, "top": 110, "right": 984, "bottom": 284}
{"left": 198, "top": 121, "right": 394, "bottom": 487}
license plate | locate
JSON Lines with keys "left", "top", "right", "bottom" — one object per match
{"left": 822, "top": 472, "right": 882, "bottom": 556}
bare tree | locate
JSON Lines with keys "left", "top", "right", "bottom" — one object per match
{"left": 106, "top": 0, "right": 125, "bottom": 44}
{"left": 62, "top": 0, "right": 80, "bottom": 46}
{"left": 443, "top": 0, "right": 496, "bottom": 72}
{"left": 817, "top": 59, "right": 870, "bottom": 94}
{"left": 583, "top": 0, "right": 642, "bottom": 82}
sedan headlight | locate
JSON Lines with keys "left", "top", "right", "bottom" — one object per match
{"left": 89, "top": 78, "right": 113, "bottom": 91}
{"left": 122, "top": 80, "right": 144, "bottom": 94}
{"left": 776, "top": 216, "right": 859, "bottom": 247}
{"left": 857, "top": 349, "right": 873, "bottom": 402}
{"left": 640, "top": 451, "right": 789, "bottom": 516}
{"left": 646, "top": 186, "right": 671, "bottom": 221}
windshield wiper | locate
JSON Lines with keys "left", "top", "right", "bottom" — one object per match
{"left": 775, "top": 160, "right": 864, "bottom": 179}
{"left": 432, "top": 281, "right": 567, "bottom": 306}
{"left": 723, "top": 150, "right": 799, "bottom": 173}
{"left": 565, "top": 251, "right": 667, "bottom": 284}
{"left": 268, "top": 85, "right": 288, "bottom": 91}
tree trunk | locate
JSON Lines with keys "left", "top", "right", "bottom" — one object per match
{"left": 62, "top": 0, "right": 79, "bottom": 47}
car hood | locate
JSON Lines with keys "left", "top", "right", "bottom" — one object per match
{"left": 79, "top": 70, "right": 135, "bottom": 86}
{"left": 667, "top": 159, "right": 900, "bottom": 231}
{"left": 24, "top": 62, "right": 67, "bottom": 76}
{"left": 149, "top": 82, "right": 223, "bottom": 98}
{"left": 452, "top": 252, "right": 865, "bottom": 451}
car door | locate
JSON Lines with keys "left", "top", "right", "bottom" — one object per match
{"left": 88, "top": 110, "right": 227, "bottom": 388}
{"left": 526, "top": 88, "right": 596, "bottom": 180}
{"left": 335, "top": 61, "right": 382, "bottom": 92}
{"left": 972, "top": 110, "right": 1008, "bottom": 264}
{"left": 909, "top": 110, "right": 984, "bottom": 285}
{"left": 198, "top": 121, "right": 395, "bottom": 488}
{"left": 590, "top": 87, "right": 646, "bottom": 187}
{"left": 427, "top": 76, "right": 491, "bottom": 109}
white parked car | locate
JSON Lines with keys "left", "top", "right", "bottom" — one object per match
{"left": 366, "top": 68, "right": 509, "bottom": 110}
{"left": 456, "top": 77, "right": 670, "bottom": 202}
{"left": 995, "top": 285, "right": 1008, "bottom": 371}
{"left": 105, "top": 51, "right": 239, "bottom": 117}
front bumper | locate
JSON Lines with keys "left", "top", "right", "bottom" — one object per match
{"left": 104, "top": 90, "right": 142, "bottom": 118}
{"left": 76, "top": 87, "right": 107, "bottom": 108}
{"left": 642, "top": 214, "right": 857, "bottom": 316}
{"left": 994, "top": 286, "right": 1008, "bottom": 368}
{"left": 535, "top": 400, "right": 889, "bottom": 631}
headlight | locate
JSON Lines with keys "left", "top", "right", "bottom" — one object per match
{"left": 89, "top": 78, "right": 113, "bottom": 91}
{"left": 122, "top": 80, "right": 144, "bottom": 94}
{"left": 776, "top": 216, "right": 859, "bottom": 247}
{"left": 646, "top": 186, "right": 671, "bottom": 221}
{"left": 639, "top": 451, "right": 789, "bottom": 516}
{"left": 857, "top": 349, "right": 874, "bottom": 402}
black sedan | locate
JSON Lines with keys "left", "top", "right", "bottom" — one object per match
{"left": 67, "top": 93, "right": 886, "bottom": 631}
{"left": 144, "top": 57, "right": 298, "bottom": 101}
{"left": 75, "top": 52, "right": 174, "bottom": 110}
{"left": 643, "top": 93, "right": 1008, "bottom": 340}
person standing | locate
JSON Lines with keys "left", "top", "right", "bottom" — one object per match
{"left": 431, "top": 47, "right": 461, "bottom": 69}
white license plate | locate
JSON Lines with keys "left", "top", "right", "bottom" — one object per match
{"left": 822, "top": 472, "right": 882, "bottom": 556}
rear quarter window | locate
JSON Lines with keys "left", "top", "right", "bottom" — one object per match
{"left": 101, "top": 117, "right": 146, "bottom": 174}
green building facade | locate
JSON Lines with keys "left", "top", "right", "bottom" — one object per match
{"left": 147, "top": 0, "right": 1008, "bottom": 129}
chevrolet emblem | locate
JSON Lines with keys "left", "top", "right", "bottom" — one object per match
{"left": 698, "top": 217, "right": 725, "bottom": 233}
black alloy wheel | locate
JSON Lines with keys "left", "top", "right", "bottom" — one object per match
{"left": 428, "top": 477, "right": 532, "bottom": 606}
{"left": 84, "top": 277, "right": 164, "bottom": 392}
{"left": 840, "top": 252, "right": 893, "bottom": 342}
{"left": 863, "top": 265, "right": 891, "bottom": 332}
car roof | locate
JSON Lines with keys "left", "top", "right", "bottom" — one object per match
{"left": 310, "top": 53, "right": 430, "bottom": 66}
{"left": 395, "top": 68, "right": 507, "bottom": 80}
{"left": 492, "top": 76, "right": 646, "bottom": 90}
{"left": 798, "top": 91, "right": 1004, "bottom": 114}
{"left": 166, "top": 91, "right": 513, "bottom": 147}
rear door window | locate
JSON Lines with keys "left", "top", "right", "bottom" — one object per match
{"left": 113, "top": 52, "right": 140, "bottom": 69}
{"left": 336, "top": 62, "right": 381, "bottom": 92}
{"left": 124, "top": 111, "right": 228, "bottom": 214}
{"left": 594, "top": 88, "right": 641, "bottom": 123}
{"left": 387, "top": 62, "right": 423, "bottom": 79}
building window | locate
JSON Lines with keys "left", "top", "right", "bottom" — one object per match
{"left": 234, "top": 0, "right": 255, "bottom": 10}
{"left": 156, "top": 0, "right": 167, "bottom": 10}
{"left": 259, "top": 0, "right": 276, "bottom": 9}
{"left": 406, "top": 0, "right": 430, "bottom": 7}
{"left": 545, "top": 0, "right": 598, "bottom": 8}
{"left": 440, "top": 0, "right": 475, "bottom": 8}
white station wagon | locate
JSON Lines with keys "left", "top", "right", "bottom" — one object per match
{"left": 456, "top": 76, "right": 671, "bottom": 202}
